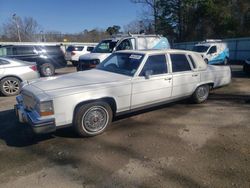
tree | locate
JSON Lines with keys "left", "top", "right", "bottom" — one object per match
{"left": 132, "top": 0, "right": 250, "bottom": 42}
{"left": 2, "top": 15, "right": 41, "bottom": 42}
{"left": 106, "top": 25, "right": 121, "bottom": 35}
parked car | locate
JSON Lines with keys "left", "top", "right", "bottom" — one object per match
{"left": 192, "top": 39, "right": 229, "bottom": 65}
{"left": 0, "top": 57, "right": 39, "bottom": 96}
{"left": 77, "top": 34, "right": 170, "bottom": 71}
{"left": 15, "top": 49, "right": 231, "bottom": 136}
{"left": 243, "top": 59, "right": 250, "bottom": 74}
{"left": 0, "top": 44, "right": 67, "bottom": 77}
{"left": 65, "top": 45, "right": 95, "bottom": 66}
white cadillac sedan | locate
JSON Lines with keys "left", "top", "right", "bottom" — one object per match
{"left": 15, "top": 49, "right": 231, "bottom": 137}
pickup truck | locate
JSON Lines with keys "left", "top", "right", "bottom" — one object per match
{"left": 15, "top": 49, "right": 231, "bottom": 137}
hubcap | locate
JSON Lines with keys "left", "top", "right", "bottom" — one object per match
{"left": 45, "top": 67, "right": 52, "bottom": 75}
{"left": 3, "top": 80, "right": 19, "bottom": 94}
{"left": 197, "top": 86, "right": 208, "bottom": 99}
{"left": 82, "top": 106, "right": 108, "bottom": 133}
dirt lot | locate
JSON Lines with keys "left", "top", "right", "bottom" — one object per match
{"left": 0, "top": 65, "right": 249, "bottom": 188}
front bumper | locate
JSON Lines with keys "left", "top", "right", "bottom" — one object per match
{"left": 14, "top": 95, "right": 56, "bottom": 134}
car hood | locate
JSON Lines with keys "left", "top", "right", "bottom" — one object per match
{"left": 79, "top": 53, "right": 110, "bottom": 62}
{"left": 27, "top": 69, "right": 131, "bottom": 96}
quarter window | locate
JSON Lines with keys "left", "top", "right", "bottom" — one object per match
{"left": 140, "top": 55, "right": 167, "bottom": 76}
{"left": 170, "top": 54, "right": 192, "bottom": 72}
{"left": 188, "top": 55, "right": 197, "bottom": 69}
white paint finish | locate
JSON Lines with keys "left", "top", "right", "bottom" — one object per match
{"left": 79, "top": 52, "right": 110, "bottom": 62}
{"left": 18, "top": 50, "right": 232, "bottom": 128}
{"left": 131, "top": 75, "right": 172, "bottom": 108}
{"left": 172, "top": 71, "right": 200, "bottom": 97}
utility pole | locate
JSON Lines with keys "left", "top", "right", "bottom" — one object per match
{"left": 12, "top": 13, "right": 21, "bottom": 42}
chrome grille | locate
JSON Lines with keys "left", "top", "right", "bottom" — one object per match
{"left": 21, "top": 91, "right": 36, "bottom": 110}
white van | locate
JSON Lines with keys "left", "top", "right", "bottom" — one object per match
{"left": 192, "top": 40, "right": 229, "bottom": 65}
{"left": 77, "top": 34, "right": 170, "bottom": 71}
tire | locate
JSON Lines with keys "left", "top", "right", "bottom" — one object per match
{"left": 40, "top": 63, "right": 55, "bottom": 77}
{"left": 243, "top": 63, "right": 250, "bottom": 74}
{"left": 73, "top": 101, "right": 113, "bottom": 137}
{"left": 71, "top": 61, "right": 78, "bottom": 67}
{"left": 204, "top": 59, "right": 208, "bottom": 64}
{"left": 0, "top": 77, "right": 21, "bottom": 96}
{"left": 223, "top": 58, "right": 228, "bottom": 65}
{"left": 191, "top": 84, "right": 210, "bottom": 104}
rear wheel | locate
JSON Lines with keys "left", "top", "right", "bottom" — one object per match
{"left": 73, "top": 101, "right": 113, "bottom": 137}
{"left": 191, "top": 84, "right": 210, "bottom": 103}
{"left": 71, "top": 61, "right": 78, "bottom": 67}
{"left": 40, "top": 63, "right": 55, "bottom": 77}
{"left": 0, "top": 77, "right": 21, "bottom": 96}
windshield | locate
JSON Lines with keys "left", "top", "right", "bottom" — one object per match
{"left": 92, "top": 40, "right": 117, "bottom": 53}
{"left": 192, "top": 45, "right": 210, "bottom": 53}
{"left": 96, "top": 53, "right": 144, "bottom": 76}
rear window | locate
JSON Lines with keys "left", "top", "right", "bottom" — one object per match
{"left": 87, "top": 46, "right": 94, "bottom": 52}
{"left": 170, "top": 54, "right": 192, "bottom": 72}
{"left": 36, "top": 46, "right": 63, "bottom": 55}
{"left": 0, "top": 59, "right": 10, "bottom": 65}
{"left": 66, "top": 46, "right": 84, "bottom": 52}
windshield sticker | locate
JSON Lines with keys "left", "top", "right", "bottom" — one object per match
{"left": 129, "top": 54, "right": 142, "bottom": 60}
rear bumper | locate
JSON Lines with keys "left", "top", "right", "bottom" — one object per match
{"left": 14, "top": 95, "right": 56, "bottom": 134}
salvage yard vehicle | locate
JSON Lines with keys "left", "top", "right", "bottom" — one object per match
{"left": 77, "top": 34, "right": 170, "bottom": 71}
{"left": 243, "top": 59, "right": 250, "bottom": 74}
{"left": 65, "top": 45, "right": 95, "bottom": 66}
{"left": 0, "top": 57, "right": 39, "bottom": 96}
{"left": 0, "top": 44, "right": 67, "bottom": 77}
{"left": 15, "top": 49, "right": 231, "bottom": 137}
{"left": 192, "top": 39, "right": 229, "bottom": 65}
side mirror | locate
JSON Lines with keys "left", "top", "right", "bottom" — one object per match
{"left": 145, "top": 70, "right": 153, "bottom": 79}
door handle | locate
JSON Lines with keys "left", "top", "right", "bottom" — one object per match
{"left": 192, "top": 74, "right": 198, "bottom": 77}
{"left": 164, "top": 78, "right": 172, "bottom": 81}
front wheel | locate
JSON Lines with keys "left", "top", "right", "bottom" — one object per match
{"left": 223, "top": 58, "right": 228, "bottom": 65}
{"left": 0, "top": 77, "right": 21, "bottom": 96}
{"left": 191, "top": 84, "right": 210, "bottom": 104}
{"left": 73, "top": 102, "right": 113, "bottom": 137}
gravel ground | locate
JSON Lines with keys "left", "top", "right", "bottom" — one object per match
{"left": 0, "top": 65, "right": 249, "bottom": 188}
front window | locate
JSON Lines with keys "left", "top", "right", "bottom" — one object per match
{"left": 96, "top": 53, "right": 144, "bottom": 76}
{"left": 139, "top": 55, "right": 168, "bottom": 76}
{"left": 192, "top": 45, "right": 210, "bottom": 53}
{"left": 92, "top": 40, "right": 117, "bottom": 53}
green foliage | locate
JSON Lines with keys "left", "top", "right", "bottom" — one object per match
{"left": 133, "top": 0, "right": 250, "bottom": 42}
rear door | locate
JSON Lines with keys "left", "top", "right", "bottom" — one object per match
{"left": 170, "top": 53, "right": 200, "bottom": 98}
{"left": 131, "top": 54, "right": 172, "bottom": 108}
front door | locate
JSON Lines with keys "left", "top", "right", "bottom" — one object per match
{"left": 131, "top": 54, "right": 172, "bottom": 109}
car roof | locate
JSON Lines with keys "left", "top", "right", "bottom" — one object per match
{"left": 115, "top": 49, "right": 199, "bottom": 55}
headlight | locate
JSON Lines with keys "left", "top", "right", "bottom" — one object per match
{"left": 37, "top": 101, "right": 54, "bottom": 116}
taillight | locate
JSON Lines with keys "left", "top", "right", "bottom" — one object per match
{"left": 30, "top": 65, "right": 37, "bottom": 72}
{"left": 71, "top": 51, "right": 76, "bottom": 56}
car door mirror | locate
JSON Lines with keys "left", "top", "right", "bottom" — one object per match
{"left": 145, "top": 70, "right": 153, "bottom": 79}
